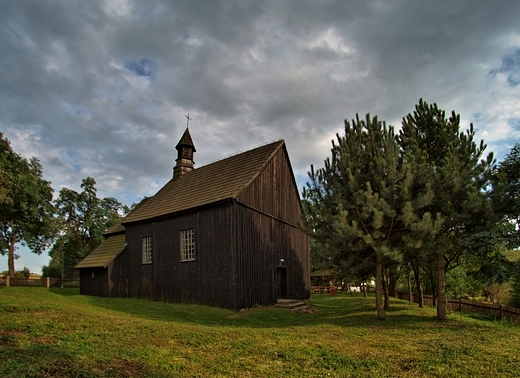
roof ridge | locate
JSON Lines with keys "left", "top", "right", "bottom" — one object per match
{"left": 199, "top": 139, "right": 283, "bottom": 169}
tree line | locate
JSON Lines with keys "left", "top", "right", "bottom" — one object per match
{"left": 303, "top": 99, "right": 520, "bottom": 320}
{"left": 0, "top": 133, "right": 129, "bottom": 280}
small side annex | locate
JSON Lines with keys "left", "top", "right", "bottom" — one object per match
{"left": 76, "top": 129, "right": 310, "bottom": 310}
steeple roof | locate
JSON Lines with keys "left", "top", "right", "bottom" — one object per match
{"left": 175, "top": 128, "right": 196, "bottom": 152}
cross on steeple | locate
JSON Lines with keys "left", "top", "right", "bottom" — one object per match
{"left": 185, "top": 113, "right": 192, "bottom": 128}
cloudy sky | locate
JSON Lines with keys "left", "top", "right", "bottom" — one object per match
{"left": 2, "top": 0, "right": 520, "bottom": 274}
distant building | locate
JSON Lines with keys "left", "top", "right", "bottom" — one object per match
{"left": 76, "top": 129, "right": 310, "bottom": 310}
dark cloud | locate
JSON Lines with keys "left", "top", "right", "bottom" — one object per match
{"left": 1, "top": 0, "right": 520, "bottom": 273}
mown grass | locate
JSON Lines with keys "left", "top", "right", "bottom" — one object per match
{"left": 1, "top": 288, "right": 520, "bottom": 377}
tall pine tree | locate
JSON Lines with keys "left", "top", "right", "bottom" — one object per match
{"left": 399, "top": 99, "right": 494, "bottom": 320}
{"left": 304, "top": 115, "right": 407, "bottom": 319}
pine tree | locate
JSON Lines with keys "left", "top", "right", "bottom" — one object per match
{"left": 304, "top": 114, "right": 406, "bottom": 320}
{"left": 399, "top": 99, "right": 494, "bottom": 320}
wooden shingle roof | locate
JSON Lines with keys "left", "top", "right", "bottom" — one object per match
{"left": 74, "top": 234, "right": 127, "bottom": 269}
{"left": 176, "top": 127, "right": 196, "bottom": 152}
{"left": 103, "top": 222, "right": 125, "bottom": 236}
{"left": 123, "top": 140, "right": 285, "bottom": 224}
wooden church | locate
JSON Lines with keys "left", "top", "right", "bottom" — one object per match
{"left": 76, "top": 128, "right": 310, "bottom": 310}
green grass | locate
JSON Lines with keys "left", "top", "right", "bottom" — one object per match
{"left": 1, "top": 288, "right": 520, "bottom": 377}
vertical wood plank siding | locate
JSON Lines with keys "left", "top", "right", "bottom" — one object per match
{"left": 79, "top": 268, "right": 109, "bottom": 297}
{"left": 234, "top": 146, "right": 310, "bottom": 308}
{"left": 110, "top": 204, "right": 236, "bottom": 309}
{"left": 237, "top": 146, "right": 303, "bottom": 225}
{"left": 234, "top": 205, "right": 310, "bottom": 309}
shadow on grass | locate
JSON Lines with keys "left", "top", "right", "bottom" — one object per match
{"left": 49, "top": 287, "right": 80, "bottom": 296}
{"left": 0, "top": 339, "right": 162, "bottom": 378}
{"left": 0, "top": 288, "right": 493, "bottom": 330}
{"left": 78, "top": 291, "right": 481, "bottom": 331}
{"left": 2, "top": 287, "right": 498, "bottom": 332}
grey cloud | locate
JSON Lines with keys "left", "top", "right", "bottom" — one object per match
{"left": 1, "top": 0, "right": 520, "bottom": 209}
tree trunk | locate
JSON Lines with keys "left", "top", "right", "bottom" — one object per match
{"left": 412, "top": 262, "right": 424, "bottom": 308}
{"left": 375, "top": 252, "right": 386, "bottom": 320}
{"left": 383, "top": 269, "right": 390, "bottom": 309}
{"left": 8, "top": 231, "right": 17, "bottom": 279}
{"left": 430, "top": 269, "right": 437, "bottom": 307}
{"left": 389, "top": 272, "right": 398, "bottom": 297}
{"left": 437, "top": 252, "right": 447, "bottom": 320}
{"left": 407, "top": 271, "right": 413, "bottom": 302}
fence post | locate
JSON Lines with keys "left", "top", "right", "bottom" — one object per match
{"left": 500, "top": 304, "right": 504, "bottom": 320}
{"left": 6, "top": 276, "right": 9, "bottom": 287}
{"left": 46, "top": 277, "right": 50, "bottom": 288}
{"left": 459, "top": 298, "right": 462, "bottom": 312}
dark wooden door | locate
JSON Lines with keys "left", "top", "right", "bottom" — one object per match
{"left": 276, "top": 267, "right": 288, "bottom": 299}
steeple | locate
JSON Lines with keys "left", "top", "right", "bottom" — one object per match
{"left": 173, "top": 127, "right": 196, "bottom": 179}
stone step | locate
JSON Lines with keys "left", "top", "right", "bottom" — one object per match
{"left": 275, "top": 299, "right": 318, "bottom": 314}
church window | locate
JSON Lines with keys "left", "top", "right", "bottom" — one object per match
{"left": 142, "top": 236, "right": 152, "bottom": 264}
{"left": 180, "top": 228, "right": 195, "bottom": 261}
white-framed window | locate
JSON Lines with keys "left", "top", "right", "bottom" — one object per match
{"left": 142, "top": 236, "right": 152, "bottom": 264}
{"left": 180, "top": 228, "right": 195, "bottom": 261}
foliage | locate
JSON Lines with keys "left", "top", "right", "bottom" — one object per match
{"left": 399, "top": 99, "right": 494, "bottom": 319}
{"left": 15, "top": 266, "right": 31, "bottom": 278}
{"left": 309, "top": 236, "right": 334, "bottom": 271}
{"left": 44, "top": 177, "right": 129, "bottom": 278}
{"left": 0, "top": 133, "right": 56, "bottom": 278}
{"left": 508, "top": 262, "right": 520, "bottom": 308}
{"left": 303, "top": 114, "right": 409, "bottom": 319}
{"left": 491, "top": 143, "right": 520, "bottom": 249}
{"left": 445, "top": 265, "right": 484, "bottom": 299}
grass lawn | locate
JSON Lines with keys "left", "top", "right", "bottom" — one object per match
{"left": 1, "top": 288, "right": 520, "bottom": 377}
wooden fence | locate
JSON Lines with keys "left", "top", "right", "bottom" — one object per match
{"left": 397, "top": 292, "right": 520, "bottom": 324}
{"left": 0, "top": 276, "right": 79, "bottom": 288}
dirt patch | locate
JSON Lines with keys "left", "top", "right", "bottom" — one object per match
{"left": 108, "top": 359, "right": 148, "bottom": 377}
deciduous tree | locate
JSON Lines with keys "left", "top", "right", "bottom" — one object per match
{"left": 45, "top": 177, "right": 128, "bottom": 279}
{"left": 0, "top": 133, "right": 56, "bottom": 278}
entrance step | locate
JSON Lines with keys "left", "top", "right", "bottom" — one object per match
{"left": 275, "top": 299, "right": 318, "bottom": 314}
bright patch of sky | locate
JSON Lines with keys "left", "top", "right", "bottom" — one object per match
{"left": 124, "top": 59, "right": 157, "bottom": 79}
{"left": 491, "top": 49, "right": 520, "bottom": 86}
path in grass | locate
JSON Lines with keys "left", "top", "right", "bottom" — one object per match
{"left": 1, "top": 287, "right": 520, "bottom": 377}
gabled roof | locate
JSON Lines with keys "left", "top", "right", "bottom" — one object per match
{"left": 103, "top": 222, "right": 125, "bottom": 236}
{"left": 75, "top": 234, "right": 127, "bottom": 269}
{"left": 123, "top": 140, "right": 285, "bottom": 224}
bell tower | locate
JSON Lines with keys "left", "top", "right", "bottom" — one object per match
{"left": 173, "top": 127, "right": 196, "bottom": 179}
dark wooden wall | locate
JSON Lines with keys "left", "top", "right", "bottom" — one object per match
{"left": 233, "top": 144, "right": 310, "bottom": 308}
{"left": 79, "top": 268, "right": 109, "bottom": 297}
{"left": 237, "top": 144, "right": 303, "bottom": 225}
{"left": 233, "top": 204, "right": 310, "bottom": 309}
{"left": 110, "top": 204, "right": 237, "bottom": 309}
